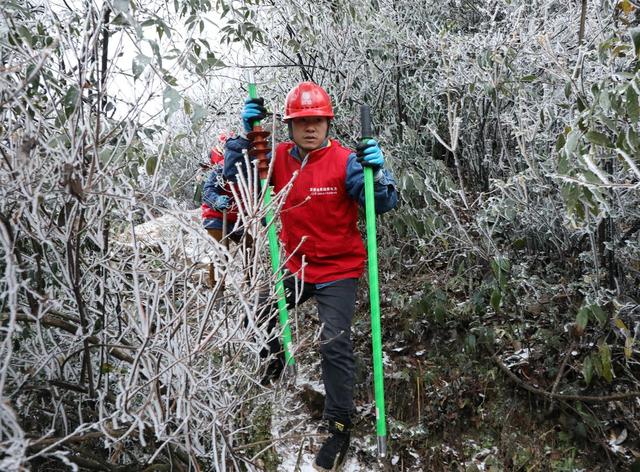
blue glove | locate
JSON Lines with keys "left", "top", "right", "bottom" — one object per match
{"left": 213, "top": 195, "right": 231, "bottom": 211}
{"left": 356, "top": 139, "right": 384, "bottom": 170}
{"left": 242, "top": 97, "right": 268, "bottom": 133}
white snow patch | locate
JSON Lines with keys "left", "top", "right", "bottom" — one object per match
{"left": 114, "top": 209, "right": 231, "bottom": 265}
{"left": 464, "top": 446, "right": 499, "bottom": 471}
{"left": 503, "top": 348, "right": 531, "bottom": 367}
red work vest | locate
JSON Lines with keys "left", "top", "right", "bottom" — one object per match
{"left": 201, "top": 184, "right": 238, "bottom": 221}
{"left": 201, "top": 150, "right": 238, "bottom": 222}
{"left": 201, "top": 190, "right": 237, "bottom": 222}
{"left": 272, "top": 140, "right": 366, "bottom": 283}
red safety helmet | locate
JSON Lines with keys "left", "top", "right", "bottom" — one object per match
{"left": 283, "top": 82, "right": 334, "bottom": 121}
{"left": 210, "top": 131, "right": 234, "bottom": 164}
{"left": 218, "top": 130, "right": 234, "bottom": 144}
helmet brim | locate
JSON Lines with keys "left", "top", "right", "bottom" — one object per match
{"left": 283, "top": 109, "right": 334, "bottom": 121}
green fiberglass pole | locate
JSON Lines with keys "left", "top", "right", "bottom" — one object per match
{"left": 360, "top": 104, "right": 387, "bottom": 458}
{"left": 246, "top": 72, "right": 294, "bottom": 368}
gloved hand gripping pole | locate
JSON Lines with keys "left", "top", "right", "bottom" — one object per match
{"left": 246, "top": 72, "right": 294, "bottom": 370}
{"left": 361, "top": 104, "right": 387, "bottom": 458}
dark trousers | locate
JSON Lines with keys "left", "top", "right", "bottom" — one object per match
{"left": 263, "top": 276, "right": 358, "bottom": 422}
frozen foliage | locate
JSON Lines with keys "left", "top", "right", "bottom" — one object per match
{"left": 0, "top": 1, "right": 295, "bottom": 470}
{"left": 2, "top": 0, "right": 640, "bottom": 470}
{"left": 246, "top": 0, "right": 639, "bottom": 306}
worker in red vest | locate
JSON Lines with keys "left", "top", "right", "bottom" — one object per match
{"left": 225, "top": 82, "right": 397, "bottom": 471}
{"left": 201, "top": 131, "right": 241, "bottom": 288}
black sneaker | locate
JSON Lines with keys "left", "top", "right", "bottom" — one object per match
{"left": 313, "top": 419, "right": 351, "bottom": 471}
{"left": 260, "top": 351, "right": 285, "bottom": 386}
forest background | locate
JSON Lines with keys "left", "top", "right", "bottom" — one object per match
{"left": 1, "top": 0, "right": 640, "bottom": 470}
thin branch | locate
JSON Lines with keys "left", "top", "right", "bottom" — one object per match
{"left": 1, "top": 313, "right": 135, "bottom": 363}
{"left": 494, "top": 355, "right": 640, "bottom": 403}
{"left": 578, "top": 0, "right": 588, "bottom": 45}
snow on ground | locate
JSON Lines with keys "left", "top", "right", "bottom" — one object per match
{"left": 119, "top": 209, "right": 202, "bottom": 242}
{"left": 114, "top": 208, "right": 222, "bottom": 264}
{"left": 270, "top": 357, "right": 382, "bottom": 471}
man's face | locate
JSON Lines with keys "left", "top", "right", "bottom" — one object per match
{"left": 290, "top": 116, "right": 329, "bottom": 153}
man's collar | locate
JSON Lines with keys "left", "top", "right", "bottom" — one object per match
{"left": 290, "top": 139, "right": 331, "bottom": 160}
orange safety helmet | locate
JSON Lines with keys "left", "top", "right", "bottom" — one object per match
{"left": 283, "top": 82, "right": 334, "bottom": 121}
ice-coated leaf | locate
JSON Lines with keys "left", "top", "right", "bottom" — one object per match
{"left": 586, "top": 131, "right": 613, "bottom": 148}
{"left": 163, "top": 86, "right": 181, "bottom": 117}
{"left": 582, "top": 355, "right": 593, "bottom": 385}
{"left": 63, "top": 85, "right": 80, "bottom": 116}
{"left": 576, "top": 307, "right": 589, "bottom": 331}
{"left": 490, "top": 288, "right": 501, "bottom": 313}
{"left": 599, "top": 342, "right": 613, "bottom": 383}
{"left": 145, "top": 155, "right": 158, "bottom": 175}
{"left": 627, "top": 85, "right": 639, "bottom": 122}
{"left": 589, "top": 304, "right": 607, "bottom": 326}
{"left": 113, "top": 0, "right": 130, "bottom": 14}
{"left": 132, "top": 54, "right": 151, "bottom": 81}
{"left": 624, "top": 337, "right": 633, "bottom": 360}
{"left": 191, "top": 102, "right": 207, "bottom": 126}
{"left": 614, "top": 318, "right": 629, "bottom": 332}
{"left": 630, "top": 27, "right": 640, "bottom": 58}
{"left": 565, "top": 130, "right": 580, "bottom": 153}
